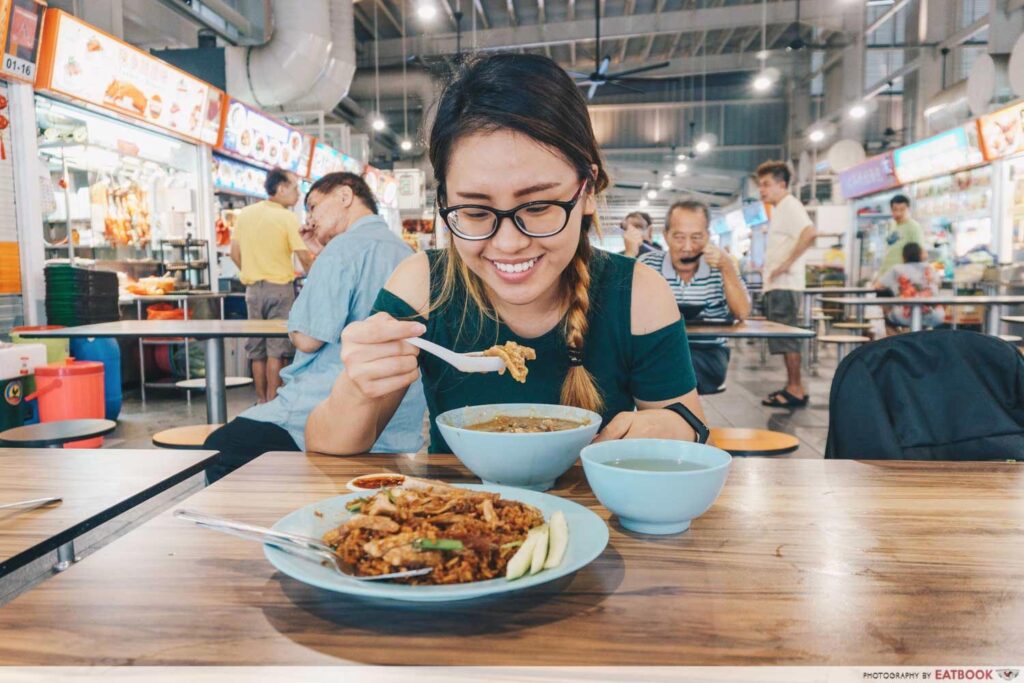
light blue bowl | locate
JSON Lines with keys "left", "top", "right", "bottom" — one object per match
{"left": 581, "top": 439, "right": 732, "bottom": 535}
{"left": 436, "top": 403, "right": 602, "bottom": 491}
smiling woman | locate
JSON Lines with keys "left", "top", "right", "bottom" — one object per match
{"left": 306, "top": 53, "right": 707, "bottom": 456}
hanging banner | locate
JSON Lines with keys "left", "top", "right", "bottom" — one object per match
{"left": 837, "top": 152, "right": 900, "bottom": 199}
{"left": 218, "top": 98, "right": 311, "bottom": 174}
{"left": 0, "top": 0, "right": 46, "bottom": 83}
{"left": 978, "top": 101, "right": 1024, "bottom": 161}
{"left": 34, "top": 9, "right": 224, "bottom": 145}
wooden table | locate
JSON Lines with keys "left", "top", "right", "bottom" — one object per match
{"left": 19, "top": 321, "right": 288, "bottom": 424}
{"left": 0, "top": 452, "right": 1020, "bottom": 665}
{"left": 0, "top": 448, "right": 216, "bottom": 601}
{"left": 821, "top": 295, "right": 1024, "bottom": 334}
{"left": 799, "top": 287, "right": 876, "bottom": 325}
{"left": 686, "top": 319, "right": 815, "bottom": 340}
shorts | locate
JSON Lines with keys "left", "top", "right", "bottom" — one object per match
{"left": 245, "top": 281, "right": 296, "bottom": 360}
{"left": 690, "top": 344, "right": 731, "bottom": 395}
{"left": 765, "top": 289, "right": 802, "bottom": 355}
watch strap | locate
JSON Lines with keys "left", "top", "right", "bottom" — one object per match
{"left": 664, "top": 402, "right": 710, "bottom": 444}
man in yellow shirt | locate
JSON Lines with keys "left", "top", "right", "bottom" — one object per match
{"left": 230, "top": 168, "right": 313, "bottom": 403}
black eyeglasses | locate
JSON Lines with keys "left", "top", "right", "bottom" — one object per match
{"left": 438, "top": 180, "right": 588, "bottom": 241}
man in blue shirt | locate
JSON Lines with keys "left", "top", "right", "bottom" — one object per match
{"left": 204, "top": 172, "right": 426, "bottom": 481}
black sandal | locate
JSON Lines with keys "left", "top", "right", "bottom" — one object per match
{"left": 762, "top": 389, "right": 809, "bottom": 408}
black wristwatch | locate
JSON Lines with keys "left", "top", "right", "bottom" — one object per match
{"left": 663, "top": 402, "right": 710, "bottom": 444}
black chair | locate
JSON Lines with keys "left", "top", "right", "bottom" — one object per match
{"left": 825, "top": 330, "right": 1024, "bottom": 460}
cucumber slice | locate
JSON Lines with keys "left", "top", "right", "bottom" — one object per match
{"left": 530, "top": 524, "right": 550, "bottom": 575}
{"left": 505, "top": 534, "right": 537, "bottom": 580}
{"left": 543, "top": 511, "right": 569, "bottom": 569}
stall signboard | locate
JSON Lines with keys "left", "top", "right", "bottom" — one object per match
{"left": 978, "top": 101, "right": 1024, "bottom": 161}
{"left": 725, "top": 209, "right": 746, "bottom": 234}
{"left": 219, "top": 97, "right": 307, "bottom": 173}
{"left": 310, "top": 141, "right": 361, "bottom": 180}
{"left": 892, "top": 124, "right": 981, "bottom": 184}
{"left": 837, "top": 152, "right": 900, "bottom": 199}
{"left": 35, "top": 10, "right": 224, "bottom": 145}
{"left": 212, "top": 153, "right": 267, "bottom": 198}
{"left": 741, "top": 201, "right": 768, "bottom": 226}
{"left": 0, "top": 0, "right": 46, "bottom": 83}
{"left": 364, "top": 165, "right": 399, "bottom": 209}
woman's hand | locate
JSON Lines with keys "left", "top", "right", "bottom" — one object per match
{"left": 340, "top": 312, "right": 426, "bottom": 399}
{"left": 592, "top": 409, "right": 696, "bottom": 443}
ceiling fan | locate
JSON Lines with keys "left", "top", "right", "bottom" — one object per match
{"left": 569, "top": 2, "right": 669, "bottom": 100}
{"left": 780, "top": 0, "right": 845, "bottom": 51}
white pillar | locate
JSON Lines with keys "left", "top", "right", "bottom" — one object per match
{"left": 9, "top": 83, "right": 43, "bottom": 325}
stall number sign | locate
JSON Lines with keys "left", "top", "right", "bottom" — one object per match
{"left": 0, "top": 0, "right": 45, "bottom": 83}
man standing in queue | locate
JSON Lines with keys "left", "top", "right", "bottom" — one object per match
{"left": 230, "top": 168, "right": 313, "bottom": 403}
{"left": 755, "top": 161, "right": 818, "bottom": 408}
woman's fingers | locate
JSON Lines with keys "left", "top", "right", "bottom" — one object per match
{"left": 344, "top": 312, "right": 426, "bottom": 345}
{"left": 592, "top": 412, "right": 634, "bottom": 443}
{"left": 361, "top": 369, "right": 422, "bottom": 399}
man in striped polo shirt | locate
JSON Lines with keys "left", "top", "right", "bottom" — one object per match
{"left": 640, "top": 200, "right": 750, "bottom": 394}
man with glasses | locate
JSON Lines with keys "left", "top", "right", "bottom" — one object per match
{"left": 640, "top": 200, "right": 750, "bottom": 394}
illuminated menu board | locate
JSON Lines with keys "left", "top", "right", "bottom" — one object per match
{"left": 978, "top": 102, "right": 1024, "bottom": 161}
{"left": 892, "top": 125, "right": 982, "bottom": 184}
{"left": 309, "top": 141, "right": 362, "bottom": 180}
{"left": 36, "top": 10, "right": 224, "bottom": 145}
{"left": 220, "top": 98, "right": 308, "bottom": 173}
{"left": 212, "top": 153, "right": 268, "bottom": 198}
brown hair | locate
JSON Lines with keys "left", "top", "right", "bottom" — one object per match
{"left": 429, "top": 53, "right": 609, "bottom": 413}
{"left": 755, "top": 160, "right": 791, "bottom": 187}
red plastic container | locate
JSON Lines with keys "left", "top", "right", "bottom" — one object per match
{"left": 29, "top": 359, "right": 106, "bottom": 448}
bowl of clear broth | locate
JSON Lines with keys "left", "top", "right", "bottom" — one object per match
{"left": 436, "top": 403, "right": 602, "bottom": 491}
{"left": 580, "top": 439, "right": 731, "bottom": 534}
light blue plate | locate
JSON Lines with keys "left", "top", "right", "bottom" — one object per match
{"left": 264, "top": 484, "right": 610, "bottom": 602}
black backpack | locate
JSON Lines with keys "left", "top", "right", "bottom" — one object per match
{"left": 825, "top": 330, "right": 1024, "bottom": 460}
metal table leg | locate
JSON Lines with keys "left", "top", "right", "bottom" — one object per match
{"left": 54, "top": 540, "right": 76, "bottom": 572}
{"left": 204, "top": 337, "right": 227, "bottom": 424}
{"left": 802, "top": 292, "right": 813, "bottom": 327}
{"left": 910, "top": 306, "right": 923, "bottom": 333}
{"left": 986, "top": 304, "right": 1002, "bottom": 336}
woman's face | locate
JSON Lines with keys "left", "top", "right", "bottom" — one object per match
{"left": 444, "top": 129, "right": 595, "bottom": 309}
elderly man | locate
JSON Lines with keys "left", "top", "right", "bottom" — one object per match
{"left": 620, "top": 211, "right": 662, "bottom": 258}
{"left": 206, "top": 172, "right": 426, "bottom": 481}
{"left": 640, "top": 200, "right": 750, "bottom": 394}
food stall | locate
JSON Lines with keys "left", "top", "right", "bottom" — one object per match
{"left": 840, "top": 122, "right": 990, "bottom": 286}
{"left": 0, "top": 0, "right": 46, "bottom": 336}
{"left": 32, "top": 8, "right": 223, "bottom": 292}
{"left": 978, "top": 100, "right": 1024, "bottom": 264}
{"left": 363, "top": 164, "right": 401, "bottom": 234}
{"left": 211, "top": 97, "right": 314, "bottom": 281}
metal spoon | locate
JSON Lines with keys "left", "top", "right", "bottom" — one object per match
{"left": 173, "top": 509, "right": 433, "bottom": 582}
{"left": 405, "top": 337, "right": 506, "bottom": 374}
{"left": 0, "top": 496, "right": 62, "bottom": 511}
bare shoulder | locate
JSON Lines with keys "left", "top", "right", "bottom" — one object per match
{"left": 383, "top": 251, "right": 432, "bottom": 318}
{"left": 631, "top": 260, "right": 681, "bottom": 335}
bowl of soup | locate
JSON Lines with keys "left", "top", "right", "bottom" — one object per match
{"left": 436, "top": 403, "right": 602, "bottom": 491}
{"left": 580, "top": 439, "right": 731, "bottom": 535}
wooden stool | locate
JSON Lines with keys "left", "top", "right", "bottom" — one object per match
{"left": 175, "top": 377, "right": 253, "bottom": 391}
{"left": 0, "top": 419, "right": 117, "bottom": 448}
{"left": 709, "top": 428, "right": 799, "bottom": 456}
{"left": 818, "top": 334, "right": 869, "bottom": 363}
{"left": 152, "top": 424, "right": 223, "bottom": 449}
{"left": 833, "top": 321, "right": 873, "bottom": 331}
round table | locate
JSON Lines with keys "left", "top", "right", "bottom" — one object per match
{"left": 0, "top": 419, "right": 117, "bottom": 448}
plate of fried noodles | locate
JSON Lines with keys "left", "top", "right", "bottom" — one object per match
{"left": 263, "top": 477, "right": 609, "bottom": 602}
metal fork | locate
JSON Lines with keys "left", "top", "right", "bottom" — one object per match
{"left": 173, "top": 509, "right": 433, "bottom": 582}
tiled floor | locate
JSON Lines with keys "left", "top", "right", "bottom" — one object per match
{"left": 108, "top": 338, "right": 841, "bottom": 457}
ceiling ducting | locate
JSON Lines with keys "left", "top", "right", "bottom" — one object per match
{"left": 225, "top": 0, "right": 356, "bottom": 112}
